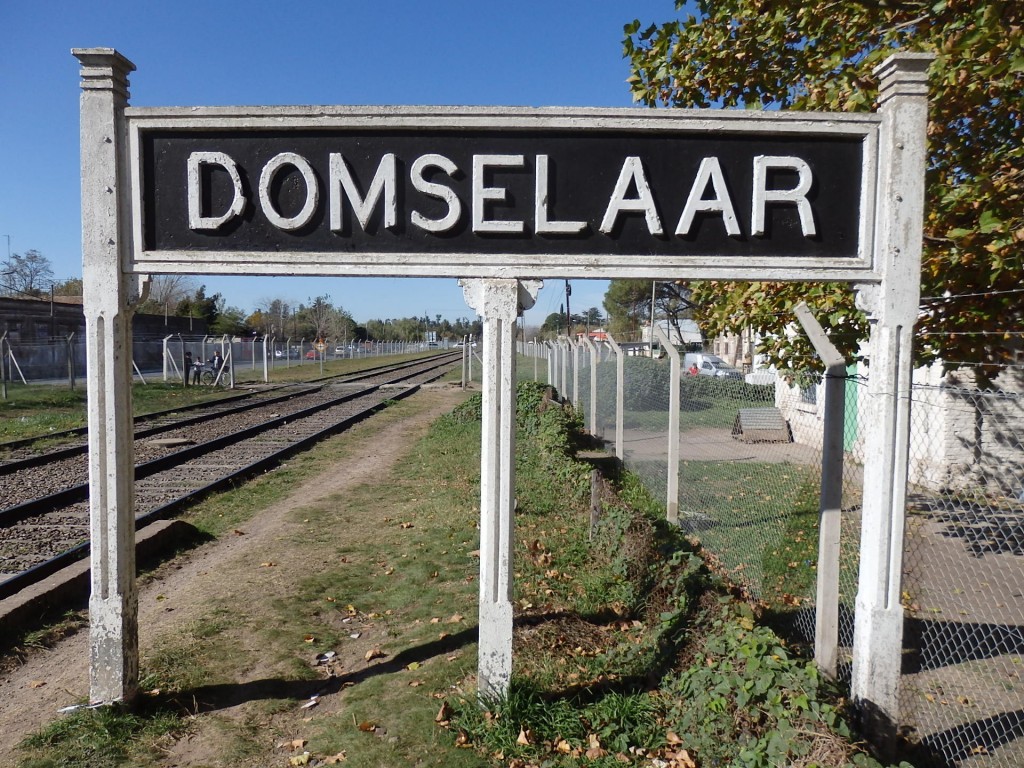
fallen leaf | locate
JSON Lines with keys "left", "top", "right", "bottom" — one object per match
{"left": 365, "top": 647, "right": 386, "bottom": 661}
{"left": 303, "top": 635, "right": 316, "bottom": 644}
{"left": 555, "top": 738, "right": 572, "bottom": 753}
{"left": 407, "top": 661, "right": 421, "bottom": 671}
{"left": 517, "top": 727, "right": 531, "bottom": 745}
{"left": 289, "top": 752, "right": 311, "bottom": 766}
{"left": 408, "top": 680, "right": 424, "bottom": 687}
{"left": 357, "top": 720, "right": 377, "bottom": 732}
{"left": 673, "top": 748, "right": 697, "bottom": 767}
{"left": 28, "top": 680, "right": 46, "bottom": 689}
{"left": 232, "top": 529, "right": 246, "bottom": 536}
{"left": 455, "top": 729, "right": 471, "bottom": 747}
{"left": 435, "top": 701, "right": 452, "bottom": 723}
{"left": 447, "top": 614, "right": 464, "bottom": 624}
{"left": 430, "top": 617, "right": 441, "bottom": 624}
{"left": 400, "top": 522, "right": 414, "bottom": 529}
{"left": 259, "top": 562, "right": 275, "bottom": 568}
{"left": 324, "top": 752, "right": 348, "bottom": 764}
{"left": 276, "top": 738, "right": 308, "bottom": 750}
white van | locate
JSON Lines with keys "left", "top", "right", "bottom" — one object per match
{"left": 683, "top": 353, "right": 742, "bottom": 379}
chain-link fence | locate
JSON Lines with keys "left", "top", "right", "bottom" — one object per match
{"left": 900, "top": 368, "right": 1024, "bottom": 767}
{"left": 0, "top": 334, "right": 435, "bottom": 391}
{"left": 518, "top": 338, "right": 1023, "bottom": 767}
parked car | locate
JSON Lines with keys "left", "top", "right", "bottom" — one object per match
{"left": 683, "top": 352, "right": 742, "bottom": 379}
{"left": 305, "top": 350, "right": 316, "bottom": 359}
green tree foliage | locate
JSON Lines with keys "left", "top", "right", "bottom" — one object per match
{"left": 175, "top": 286, "right": 220, "bottom": 327}
{"left": 51, "top": 277, "right": 83, "bottom": 297}
{"left": 540, "top": 311, "right": 566, "bottom": 337}
{"left": 604, "top": 279, "right": 697, "bottom": 342}
{"left": 624, "top": 0, "right": 1022, "bottom": 381}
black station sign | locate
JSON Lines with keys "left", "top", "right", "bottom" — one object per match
{"left": 139, "top": 128, "right": 867, "bottom": 260}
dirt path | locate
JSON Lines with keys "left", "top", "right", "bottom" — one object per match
{"left": 0, "top": 385, "right": 468, "bottom": 764}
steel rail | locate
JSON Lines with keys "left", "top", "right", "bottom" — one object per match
{"left": 0, "top": 351, "right": 455, "bottom": 455}
{"left": 0, "top": 357, "right": 455, "bottom": 600}
{"left": 1, "top": 356, "right": 455, "bottom": 528}
{"left": 0, "top": 385, "right": 323, "bottom": 475}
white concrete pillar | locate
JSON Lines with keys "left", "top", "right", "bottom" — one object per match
{"left": 605, "top": 333, "right": 625, "bottom": 461}
{"left": 74, "top": 48, "right": 140, "bottom": 705}
{"left": 653, "top": 325, "right": 680, "bottom": 523}
{"left": 460, "top": 278, "right": 541, "bottom": 696}
{"left": 571, "top": 337, "right": 580, "bottom": 405}
{"left": 794, "top": 302, "right": 847, "bottom": 680}
{"left": 852, "top": 52, "right": 932, "bottom": 735}
{"left": 581, "top": 334, "right": 599, "bottom": 435}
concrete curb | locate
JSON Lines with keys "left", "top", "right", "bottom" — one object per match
{"left": 0, "top": 519, "right": 203, "bottom": 639}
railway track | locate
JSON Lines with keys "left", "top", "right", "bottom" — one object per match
{"left": 0, "top": 352, "right": 459, "bottom": 600}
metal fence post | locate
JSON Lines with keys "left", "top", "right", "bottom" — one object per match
{"left": 571, "top": 337, "right": 580, "bottom": 405}
{"left": 654, "top": 325, "right": 680, "bottom": 523}
{"left": 605, "top": 333, "right": 625, "bottom": 461}
{"left": 1, "top": 332, "right": 7, "bottom": 400}
{"left": 794, "top": 302, "right": 847, "bottom": 680}
{"left": 581, "top": 334, "right": 599, "bottom": 436}
{"left": 67, "top": 332, "right": 77, "bottom": 390}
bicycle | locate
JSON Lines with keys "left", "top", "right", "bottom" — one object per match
{"left": 197, "top": 363, "right": 226, "bottom": 387}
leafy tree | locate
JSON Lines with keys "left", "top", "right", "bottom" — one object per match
{"left": 540, "top": 312, "right": 565, "bottom": 337}
{"left": 624, "top": 1, "right": 1023, "bottom": 381}
{"left": 604, "top": 279, "right": 650, "bottom": 338}
{"left": 209, "top": 305, "right": 250, "bottom": 336}
{"left": 52, "top": 277, "right": 83, "bottom": 297}
{"left": 583, "top": 306, "right": 605, "bottom": 326}
{"left": 603, "top": 279, "right": 697, "bottom": 341}
{"left": 1, "top": 249, "right": 53, "bottom": 297}
{"left": 176, "top": 286, "right": 220, "bottom": 327}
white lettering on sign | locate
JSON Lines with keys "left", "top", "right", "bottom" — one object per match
{"left": 259, "top": 152, "right": 319, "bottom": 231}
{"left": 676, "top": 157, "right": 740, "bottom": 237}
{"left": 329, "top": 152, "right": 397, "bottom": 233}
{"left": 472, "top": 154, "right": 525, "bottom": 234}
{"left": 410, "top": 154, "right": 461, "bottom": 233}
{"left": 185, "top": 151, "right": 819, "bottom": 239}
{"left": 187, "top": 151, "right": 246, "bottom": 230}
{"left": 752, "top": 155, "right": 816, "bottom": 237}
{"left": 599, "top": 156, "right": 663, "bottom": 236}
{"left": 535, "top": 154, "right": 587, "bottom": 235}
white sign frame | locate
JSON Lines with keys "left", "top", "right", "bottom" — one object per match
{"left": 126, "top": 106, "right": 881, "bottom": 282}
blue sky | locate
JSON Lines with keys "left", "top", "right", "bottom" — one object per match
{"left": 1, "top": 0, "right": 685, "bottom": 329}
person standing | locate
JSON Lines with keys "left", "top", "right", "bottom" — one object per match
{"left": 183, "top": 351, "right": 193, "bottom": 387}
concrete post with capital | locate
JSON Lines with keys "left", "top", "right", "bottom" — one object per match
{"left": 851, "top": 51, "right": 933, "bottom": 740}
{"left": 460, "top": 278, "right": 541, "bottom": 696}
{"left": 73, "top": 47, "right": 142, "bottom": 705}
